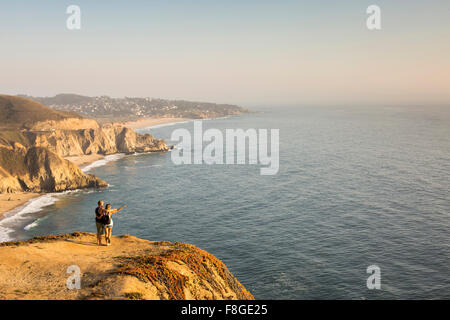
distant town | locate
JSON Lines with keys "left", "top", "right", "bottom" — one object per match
{"left": 19, "top": 94, "right": 251, "bottom": 123}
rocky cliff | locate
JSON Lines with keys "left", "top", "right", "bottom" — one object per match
{"left": 0, "top": 124, "right": 169, "bottom": 193}
{"left": 0, "top": 233, "right": 254, "bottom": 300}
{"left": 30, "top": 124, "right": 169, "bottom": 157}
{"left": 0, "top": 144, "right": 107, "bottom": 193}
{"left": 0, "top": 94, "right": 169, "bottom": 194}
{"left": 28, "top": 118, "right": 99, "bottom": 131}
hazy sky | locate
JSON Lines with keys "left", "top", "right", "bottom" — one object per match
{"left": 1, "top": 0, "right": 449, "bottom": 107}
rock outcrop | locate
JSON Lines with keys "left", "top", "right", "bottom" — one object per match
{"left": 29, "top": 124, "right": 169, "bottom": 157}
{"left": 0, "top": 146, "right": 107, "bottom": 193}
{"left": 0, "top": 125, "right": 168, "bottom": 194}
{"left": 0, "top": 166, "right": 23, "bottom": 193}
{"left": 0, "top": 233, "right": 254, "bottom": 300}
{"left": 0, "top": 94, "right": 169, "bottom": 194}
{"left": 28, "top": 118, "right": 99, "bottom": 131}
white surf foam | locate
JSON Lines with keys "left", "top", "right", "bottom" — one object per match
{"left": 138, "top": 119, "right": 194, "bottom": 130}
{"left": 138, "top": 117, "right": 230, "bottom": 131}
{"left": 81, "top": 154, "right": 125, "bottom": 172}
{"left": 0, "top": 194, "right": 59, "bottom": 242}
{"left": 24, "top": 219, "right": 41, "bottom": 231}
{"left": 0, "top": 154, "right": 125, "bottom": 242}
{"left": 203, "top": 116, "right": 230, "bottom": 121}
{"left": 0, "top": 226, "right": 14, "bottom": 243}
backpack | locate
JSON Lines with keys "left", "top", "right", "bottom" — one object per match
{"left": 102, "top": 212, "right": 112, "bottom": 225}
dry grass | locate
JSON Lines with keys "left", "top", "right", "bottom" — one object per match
{"left": 123, "top": 292, "right": 144, "bottom": 300}
{"left": 0, "top": 94, "right": 83, "bottom": 130}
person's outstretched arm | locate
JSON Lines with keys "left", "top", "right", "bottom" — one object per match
{"left": 111, "top": 204, "right": 127, "bottom": 214}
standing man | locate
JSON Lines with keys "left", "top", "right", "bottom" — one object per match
{"left": 95, "top": 200, "right": 106, "bottom": 246}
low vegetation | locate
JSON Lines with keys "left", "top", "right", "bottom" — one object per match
{"left": 114, "top": 242, "right": 254, "bottom": 300}
{"left": 0, "top": 94, "right": 82, "bottom": 130}
{"left": 20, "top": 94, "right": 251, "bottom": 123}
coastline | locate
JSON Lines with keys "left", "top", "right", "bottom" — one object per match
{"left": 0, "top": 155, "right": 106, "bottom": 220}
{"left": 61, "top": 117, "right": 193, "bottom": 171}
{"left": 119, "top": 117, "right": 191, "bottom": 129}
{"left": 0, "top": 193, "right": 42, "bottom": 220}
{"left": 0, "top": 116, "right": 190, "bottom": 239}
{"left": 64, "top": 153, "right": 105, "bottom": 168}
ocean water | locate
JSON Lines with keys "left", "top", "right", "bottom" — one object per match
{"left": 1, "top": 105, "right": 449, "bottom": 299}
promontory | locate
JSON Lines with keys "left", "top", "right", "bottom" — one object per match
{"left": 0, "top": 232, "right": 254, "bottom": 300}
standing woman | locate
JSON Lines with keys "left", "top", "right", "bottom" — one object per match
{"left": 103, "top": 203, "right": 127, "bottom": 245}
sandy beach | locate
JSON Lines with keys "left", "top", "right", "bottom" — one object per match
{"left": 0, "top": 193, "right": 42, "bottom": 219}
{"left": 63, "top": 117, "right": 190, "bottom": 168}
{"left": 62, "top": 117, "right": 191, "bottom": 170}
{"left": 120, "top": 117, "right": 190, "bottom": 129}
{"left": 0, "top": 117, "right": 187, "bottom": 219}
{"left": 0, "top": 155, "right": 105, "bottom": 218}
{"left": 64, "top": 153, "right": 105, "bottom": 168}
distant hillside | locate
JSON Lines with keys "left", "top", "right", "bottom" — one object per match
{"left": 19, "top": 94, "right": 251, "bottom": 123}
{"left": 0, "top": 95, "right": 83, "bottom": 130}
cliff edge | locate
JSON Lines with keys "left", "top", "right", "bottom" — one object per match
{"left": 0, "top": 233, "right": 254, "bottom": 300}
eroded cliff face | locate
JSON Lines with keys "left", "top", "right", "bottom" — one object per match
{"left": 27, "top": 118, "right": 99, "bottom": 131}
{"left": 0, "top": 123, "right": 168, "bottom": 193}
{"left": 29, "top": 124, "right": 169, "bottom": 157}
{"left": 0, "top": 95, "right": 169, "bottom": 194}
{"left": 0, "top": 145, "right": 107, "bottom": 193}
{"left": 0, "top": 233, "right": 254, "bottom": 300}
{"left": 0, "top": 166, "right": 23, "bottom": 193}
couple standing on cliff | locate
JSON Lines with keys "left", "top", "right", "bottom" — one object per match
{"left": 95, "top": 200, "right": 127, "bottom": 246}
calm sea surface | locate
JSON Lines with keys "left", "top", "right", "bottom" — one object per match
{"left": 1, "top": 105, "right": 449, "bottom": 299}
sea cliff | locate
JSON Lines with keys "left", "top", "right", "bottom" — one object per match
{"left": 0, "top": 232, "right": 254, "bottom": 300}
{"left": 30, "top": 124, "right": 169, "bottom": 157}
{"left": 0, "top": 94, "right": 169, "bottom": 195}
{"left": 0, "top": 145, "right": 106, "bottom": 193}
